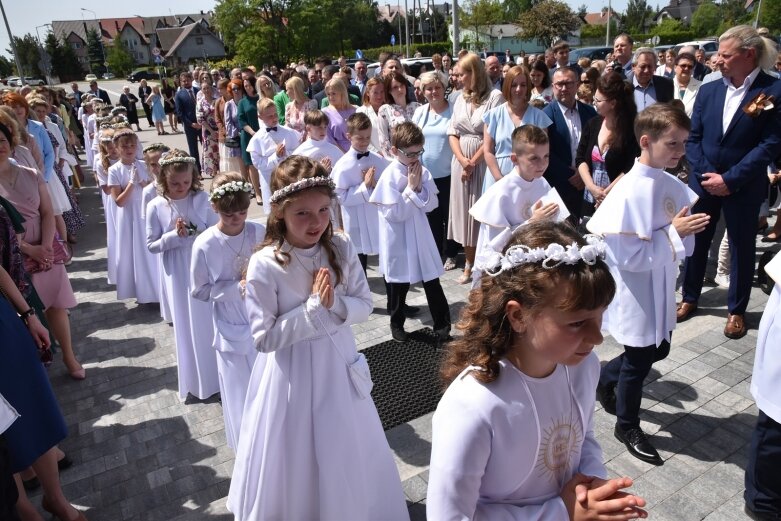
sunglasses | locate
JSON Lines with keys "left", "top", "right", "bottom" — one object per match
{"left": 398, "top": 148, "right": 424, "bottom": 158}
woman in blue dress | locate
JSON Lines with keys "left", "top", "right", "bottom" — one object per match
{"left": 482, "top": 66, "right": 552, "bottom": 194}
{"left": 146, "top": 85, "right": 167, "bottom": 135}
{"left": 0, "top": 194, "right": 86, "bottom": 520}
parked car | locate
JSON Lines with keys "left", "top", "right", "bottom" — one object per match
{"left": 24, "top": 77, "right": 46, "bottom": 86}
{"left": 673, "top": 40, "right": 718, "bottom": 59}
{"left": 127, "top": 69, "right": 160, "bottom": 83}
{"left": 570, "top": 46, "right": 613, "bottom": 62}
{"left": 85, "top": 74, "right": 98, "bottom": 82}
{"left": 6, "top": 76, "right": 20, "bottom": 87}
{"left": 102, "top": 72, "right": 115, "bottom": 80}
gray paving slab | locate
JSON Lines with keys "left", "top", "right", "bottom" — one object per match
{"left": 31, "top": 141, "right": 768, "bottom": 519}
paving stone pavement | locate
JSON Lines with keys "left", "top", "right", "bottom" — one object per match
{"left": 32, "top": 143, "right": 774, "bottom": 519}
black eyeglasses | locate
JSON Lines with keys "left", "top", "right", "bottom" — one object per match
{"left": 677, "top": 64, "right": 693, "bottom": 70}
{"left": 398, "top": 148, "right": 424, "bottom": 158}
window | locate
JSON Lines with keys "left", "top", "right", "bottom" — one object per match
{"left": 195, "top": 36, "right": 204, "bottom": 45}
{"left": 72, "top": 42, "right": 82, "bottom": 49}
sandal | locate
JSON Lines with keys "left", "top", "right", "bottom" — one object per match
{"left": 457, "top": 263, "right": 473, "bottom": 285}
{"left": 762, "top": 231, "right": 781, "bottom": 243}
{"left": 443, "top": 257, "right": 457, "bottom": 271}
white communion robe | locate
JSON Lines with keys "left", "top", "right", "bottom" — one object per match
{"left": 94, "top": 156, "right": 118, "bottom": 285}
{"left": 247, "top": 125, "right": 301, "bottom": 210}
{"left": 331, "top": 148, "right": 390, "bottom": 255}
{"left": 228, "top": 234, "right": 408, "bottom": 521}
{"left": 427, "top": 356, "right": 606, "bottom": 520}
{"left": 752, "top": 253, "right": 781, "bottom": 423}
{"left": 146, "top": 191, "right": 220, "bottom": 400}
{"left": 107, "top": 160, "right": 160, "bottom": 303}
{"left": 369, "top": 160, "right": 444, "bottom": 283}
{"left": 470, "top": 171, "right": 569, "bottom": 266}
{"left": 587, "top": 161, "right": 698, "bottom": 348}
{"left": 141, "top": 182, "right": 171, "bottom": 323}
{"left": 190, "top": 222, "right": 266, "bottom": 450}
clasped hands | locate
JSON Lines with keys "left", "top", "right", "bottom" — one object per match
{"left": 563, "top": 474, "right": 648, "bottom": 520}
{"left": 312, "top": 268, "right": 334, "bottom": 309}
{"left": 701, "top": 172, "right": 730, "bottom": 196}
{"left": 407, "top": 162, "right": 423, "bottom": 192}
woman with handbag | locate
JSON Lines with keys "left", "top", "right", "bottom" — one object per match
{"left": 196, "top": 81, "right": 220, "bottom": 179}
{"left": 0, "top": 116, "right": 84, "bottom": 381}
{"left": 223, "top": 79, "right": 246, "bottom": 176}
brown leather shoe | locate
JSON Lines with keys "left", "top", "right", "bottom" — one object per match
{"left": 724, "top": 314, "right": 747, "bottom": 339}
{"left": 676, "top": 301, "right": 698, "bottom": 322}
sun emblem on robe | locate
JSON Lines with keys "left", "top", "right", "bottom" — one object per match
{"left": 536, "top": 416, "right": 582, "bottom": 485}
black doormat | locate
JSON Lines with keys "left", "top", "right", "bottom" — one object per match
{"left": 364, "top": 328, "right": 446, "bottom": 431}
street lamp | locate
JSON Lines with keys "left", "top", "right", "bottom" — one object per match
{"left": 81, "top": 7, "right": 106, "bottom": 73}
{"left": 35, "top": 23, "right": 52, "bottom": 84}
{"left": 498, "top": 28, "right": 503, "bottom": 53}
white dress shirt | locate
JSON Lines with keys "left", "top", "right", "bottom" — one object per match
{"left": 722, "top": 67, "right": 761, "bottom": 134}
{"left": 557, "top": 101, "right": 582, "bottom": 167}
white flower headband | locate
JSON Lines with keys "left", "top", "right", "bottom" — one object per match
{"left": 111, "top": 127, "right": 136, "bottom": 141}
{"left": 209, "top": 180, "right": 254, "bottom": 201}
{"left": 269, "top": 176, "right": 335, "bottom": 204}
{"left": 143, "top": 143, "right": 170, "bottom": 154}
{"left": 158, "top": 155, "right": 197, "bottom": 167}
{"left": 477, "top": 234, "right": 607, "bottom": 276}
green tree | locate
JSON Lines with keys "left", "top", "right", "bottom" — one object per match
{"left": 106, "top": 43, "right": 135, "bottom": 76}
{"left": 503, "top": 0, "right": 534, "bottom": 21}
{"left": 577, "top": 3, "right": 588, "bottom": 17}
{"left": 44, "top": 32, "right": 83, "bottom": 82}
{"left": 461, "top": 0, "right": 504, "bottom": 49}
{"left": 691, "top": 1, "right": 720, "bottom": 36}
{"left": 0, "top": 55, "right": 13, "bottom": 77}
{"left": 86, "top": 28, "right": 105, "bottom": 73}
{"left": 517, "top": 0, "right": 579, "bottom": 49}
{"left": 579, "top": 19, "right": 619, "bottom": 43}
{"left": 7, "top": 34, "right": 41, "bottom": 77}
{"left": 756, "top": 0, "right": 781, "bottom": 34}
{"left": 622, "top": 0, "right": 654, "bottom": 33}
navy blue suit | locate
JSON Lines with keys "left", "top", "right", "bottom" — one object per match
{"left": 543, "top": 100, "right": 597, "bottom": 219}
{"left": 175, "top": 86, "right": 201, "bottom": 168}
{"left": 682, "top": 71, "right": 781, "bottom": 314}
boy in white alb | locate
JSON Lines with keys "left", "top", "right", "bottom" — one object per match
{"left": 292, "top": 110, "right": 344, "bottom": 170}
{"left": 331, "top": 112, "right": 390, "bottom": 271}
{"left": 587, "top": 104, "right": 709, "bottom": 465}
{"left": 369, "top": 122, "right": 450, "bottom": 342}
{"left": 469, "top": 125, "right": 568, "bottom": 285}
{"left": 247, "top": 97, "right": 301, "bottom": 210}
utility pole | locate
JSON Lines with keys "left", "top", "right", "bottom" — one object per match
{"left": 605, "top": 0, "right": 612, "bottom": 47}
{"left": 404, "top": 0, "right": 410, "bottom": 57}
{"left": 0, "top": 0, "right": 26, "bottom": 83}
{"left": 452, "top": 0, "right": 459, "bottom": 57}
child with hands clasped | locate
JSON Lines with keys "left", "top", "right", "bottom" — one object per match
{"left": 94, "top": 127, "right": 118, "bottom": 285}
{"left": 247, "top": 97, "right": 301, "bottom": 210}
{"left": 106, "top": 128, "right": 160, "bottom": 303}
{"left": 428, "top": 221, "right": 648, "bottom": 520}
{"left": 292, "top": 110, "right": 344, "bottom": 172}
{"left": 190, "top": 172, "right": 264, "bottom": 450}
{"left": 146, "top": 149, "right": 220, "bottom": 402}
{"left": 331, "top": 112, "right": 390, "bottom": 272}
{"left": 369, "top": 122, "right": 450, "bottom": 342}
{"left": 587, "top": 103, "right": 710, "bottom": 465}
{"left": 227, "top": 156, "right": 408, "bottom": 520}
{"left": 470, "top": 125, "right": 569, "bottom": 285}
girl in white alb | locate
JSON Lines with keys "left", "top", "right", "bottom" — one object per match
{"left": 106, "top": 129, "right": 159, "bottom": 303}
{"left": 94, "top": 128, "right": 119, "bottom": 284}
{"left": 146, "top": 150, "right": 220, "bottom": 401}
{"left": 190, "top": 173, "right": 265, "bottom": 450}
{"left": 141, "top": 143, "right": 172, "bottom": 323}
{"left": 228, "top": 156, "right": 408, "bottom": 521}
{"left": 428, "top": 221, "right": 648, "bottom": 520}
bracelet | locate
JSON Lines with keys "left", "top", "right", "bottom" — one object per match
{"left": 19, "top": 308, "right": 35, "bottom": 323}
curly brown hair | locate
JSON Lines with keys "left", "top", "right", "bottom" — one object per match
{"left": 441, "top": 221, "right": 616, "bottom": 386}
{"left": 157, "top": 149, "right": 202, "bottom": 199}
{"left": 260, "top": 156, "right": 343, "bottom": 287}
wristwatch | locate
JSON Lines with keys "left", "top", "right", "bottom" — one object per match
{"left": 19, "top": 308, "right": 36, "bottom": 324}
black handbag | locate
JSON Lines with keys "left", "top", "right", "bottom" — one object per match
{"left": 224, "top": 136, "right": 241, "bottom": 149}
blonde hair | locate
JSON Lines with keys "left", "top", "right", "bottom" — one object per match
{"left": 285, "top": 76, "right": 307, "bottom": 103}
{"left": 459, "top": 53, "right": 492, "bottom": 105}
{"left": 157, "top": 149, "right": 202, "bottom": 198}
{"left": 325, "top": 78, "right": 349, "bottom": 109}
{"left": 720, "top": 24, "right": 778, "bottom": 70}
{"left": 418, "top": 71, "right": 447, "bottom": 90}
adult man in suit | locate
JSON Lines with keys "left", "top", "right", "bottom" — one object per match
{"left": 485, "top": 55, "right": 503, "bottom": 90}
{"left": 354, "top": 60, "right": 369, "bottom": 96}
{"left": 70, "top": 82, "right": 83, "bottom": 110}
{"left": 627, "top": 47, "right": 674, "bottom": 111}
{"left": 677, "top": 25, "right": 781, "bottom": 340}
{"left": 612, "top": 33, "right": 634, "bottom": 78}
{"left": 88, "top": 80, "right": 111, "bottom": 105}
{"left": 174, "top": 71, "right": 201, "bottom": 169}
{"left": 138, "top": 79, "right": 154, "bottom": 128}
{"left": 543, "top": 67, "right": 597, "bottom": 220}
{"left": 549, "top": 41, "right": 583, "bottom": 79}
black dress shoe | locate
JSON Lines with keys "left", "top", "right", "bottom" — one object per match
{"left": 614, "top": 425, "right": 663, "bottom": 465}
{"left": 58, "top": 455, "right": 73, "bottom": 471}
{"left": 596, "top": 383, "right": 617, "bottom": 415}
{"left": 390, "top": 326, "right": 408, "bottom": 342}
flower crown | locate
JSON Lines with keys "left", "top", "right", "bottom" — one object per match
{"left": 110, "top": 106, "right": 127, "bottom": 116}
{"left": 269, "top": 176, "right": 335, "bottom": 204}
{"left": 111, "top": 127, "right": 136, "bottom": 141}
{"left": 477, "top": 234, "right": 607, "bottom": 276}
{"left": 158, "top": 155, "right": 197, "bottom": 167}
{"left": 98, "top": 130, "right": 114, "bottom": 143}
{"left": 209, "top": 181, "right": 254, "bottom": 201}
{"left": 143, "top": 143, "right": 170, "bottom": 154}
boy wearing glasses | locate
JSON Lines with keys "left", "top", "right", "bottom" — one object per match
{"left": 370, "top": 122, "right": 451, "bottom": 342}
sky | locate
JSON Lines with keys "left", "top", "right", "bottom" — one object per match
{"left": 0, "top": 0, "right": 632, "bottom": 62}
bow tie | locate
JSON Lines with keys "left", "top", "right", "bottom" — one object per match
{"left": 266, "top": 126, "right": 277, "bottom": 132}
{"left": 356, "top": 151, "right": 370, "bottom": 159}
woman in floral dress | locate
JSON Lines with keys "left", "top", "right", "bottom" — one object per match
{"left": 196, "top": 81, "right": 220, "bottom": 178}
{"left": 377, "top": 71, "right": 420, "bottom": 157}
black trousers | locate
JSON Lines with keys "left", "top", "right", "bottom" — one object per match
{"left": 0, "top": 435, "right": 20, "bottom": 521}
{"left": 599, "top": 337, "right": 671, "bottom": 430}
{"left": 428, "top": 176, "right": 460, "bottom": 258}
{"left": 745, "top": 409, "right": 781, "bottom": 516}
{"left": 141, "top": 102, "right": 154, "bottom": 126}
{"left": 387, "top": 278, "right": 450, "bottom": 331}
{"left": 183, "top": 125, "right": 201, "bottom": 171}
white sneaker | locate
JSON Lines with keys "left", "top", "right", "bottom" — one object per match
{"left": 714, "top": 273, "right": 730, "bottom": 289}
